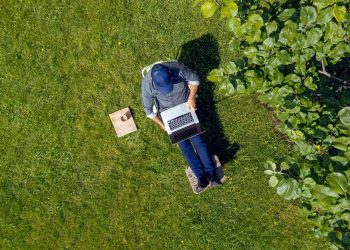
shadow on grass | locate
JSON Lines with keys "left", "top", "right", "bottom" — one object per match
{"left": 177, "top": 33, "right": 239, "bottom": 165}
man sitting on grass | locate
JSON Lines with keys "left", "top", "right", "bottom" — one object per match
{"left": 141, "top": 61, "right": 222, "bottom": 193}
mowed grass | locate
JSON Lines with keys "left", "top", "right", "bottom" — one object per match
{"left": 0, "top": 0, "right": 328, "bottom": 249}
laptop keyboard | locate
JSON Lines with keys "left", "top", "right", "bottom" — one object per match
{"left": 168, "top": 113, "right": 194, "bottom": 131}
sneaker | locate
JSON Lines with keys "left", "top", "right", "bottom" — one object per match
{"left": 210, "top": 177, "right": 222, "bottom": 188}
{"left": 195, "top": 179, "right": 209, "bottom": 194}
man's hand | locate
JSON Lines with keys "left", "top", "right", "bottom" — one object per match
{"left": 187, "top": 97, "right": 196, "bottom": 112}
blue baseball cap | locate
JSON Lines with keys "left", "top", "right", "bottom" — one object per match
{"left": 151, "top": 64, "right": 173, "bottom": 94}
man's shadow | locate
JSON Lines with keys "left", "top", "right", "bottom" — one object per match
{"left": 177, "top": 34, "right": 239, "bottom": 164}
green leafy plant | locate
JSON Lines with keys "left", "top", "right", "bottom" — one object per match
{"left": 195, "top": 0, "right": 350, "bottom": 247}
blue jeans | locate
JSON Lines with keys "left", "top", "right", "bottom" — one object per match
{"left": 178, "top": 134, "right": 216, "bottom": 183}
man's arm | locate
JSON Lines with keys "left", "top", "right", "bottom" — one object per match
{"left": 177, "top": 63, "right": 200, "bottom": 112}
{"left": 187, "top": 84, "right": 199, "bottom": 111}
{"left": 151, "top": 116, "right": 166, "bottom": 131}
{"left": 141, "top": 77, "right": 166, "bottom": 131}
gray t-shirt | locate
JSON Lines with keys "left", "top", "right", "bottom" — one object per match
{"left": 141, "top": 61, "right": 200, "bottom": 118}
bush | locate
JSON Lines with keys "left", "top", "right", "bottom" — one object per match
{"left": 195, "top": 0, "right": 350, "bottom": 248}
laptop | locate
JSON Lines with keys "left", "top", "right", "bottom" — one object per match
{"left": 160, "top": 103, "right": 205, "bottom": 144}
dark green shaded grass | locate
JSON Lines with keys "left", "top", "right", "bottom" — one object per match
{"left": 0, "top": 0, "right": 328, "bottom": 249}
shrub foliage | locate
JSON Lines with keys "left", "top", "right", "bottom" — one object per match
{"left": 195, "top": 0, "right": 350, "bottom": 247}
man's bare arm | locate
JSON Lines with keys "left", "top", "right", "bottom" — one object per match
{"left": 151, "top": 115, "right": 166, "bottom": 131}
{"left": 187, "top": 84, "right": 199, "bottom": 111}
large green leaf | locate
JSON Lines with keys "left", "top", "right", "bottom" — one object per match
{"left": 301, "top": 189, "right": 313, "bottom": 199}
{"left": 305, "top": 28, "right": 323, "bottom": 47}
{"left": 301, "top": 48, "right": 315, "bottom": 61}
{"left": 335, "top": 136, "right": 350, "bottom": 145}
{"left": 287, "top": 129, "right": 305, "bottom": 143}
{"left": 207, "top": 69, "right": 224, "bottom": 83}
{"left": 328, "top": 42, "right": 347, "bottom": 62}
{"left": 264, "top": 170, "right": 274, "bottom": 175}
{"left": 266, "top": 21, "right": 278, "bottom": 34}
{"left": 243, "top": 46, "right": 258, "bottom": 59}
{"left": 266, "top": 57, "right": 282, "bottom": 71}
{"left": 280, "top": 162, "right": 290, "bottom": 170}
{"left": 278, "top": 112, "right": 289, "bottom": 122}
{"left": 220, "top": 2, "right": 238, "bottom": 19}
{"left": 323, "top": 40, "right": 335, "bottom": 55}
{"left": 229, "top": 39, "right": 240, "bottom": 51}
{"left": 269, "top": 71, "right": 284, "bottom": 86}
{"left": 289, "top": 116, "right": 300, "bottom": 128}
{"left": 304, "top": 77, "right": 318, "bottom": 90}
{"left": 297, "top": 112, "right": 307, "bottom": 124}
{"left": 295, "top": 141, "right": 315, "bottom": 156}
{"left": 278, "top": 86, "right": 294, "bottom": 97}
{"left": 303, "top": 177, "right": 316, "bottom": 188}
{"left": 262, "top": 37, "right": 275, "bottom": 51}
{"left": 344, "top": 170, "right": 350, "bottom": 184}
{"left": 300, "top": 6, "right": 317, "bottom": 26}
{"left": 299, "top": 160, "right": 312, "bottom": 179}
{"left": 277, "top": 50, "right": 292, "bottom": 65}
{"left": 236, "top": 81, "right": 246, "bottom": 94}
{"left": 244, "top": 70, "right": 263, "bottom": 90}
{"left": 291, "top": 34, "right": 306, "bottom": 51}
{"left": 317, "top": 7, "right": 334, "bottom": 24}
{"left": 324, "top": 21, "right": 337, "bottom": 41}
{"left": 277, "top": 178, "right": 299, "bottom": 200}
{"left": 338, "top": 124, "right": 350, "bottom": 136}
{"left": 285, "top": 74, "right": 301, "bottom": 84}
{"left": 293, "top": 54, "right": 307, "bottom": 75}
{"left": 307, "top": 112, "right": 320, "bottom": 124}
{"left": 247, "top": 14, "right": 264, "bottom": 29}
{"left": 300, "top": 97, "right": 313, "bottom": 108}
{"left": 332, "top": 142, "right": 347, "bottom": 151}
{"left": 333, "top": 5, "right": 346, "bottom": 22}
{"left": 324, "top": 22, "right": 346, "bottom": 43}
{"left": 278, "top": 8, "right": 296, "bottom": 21}
{"left": 218, "top": 81, "right": 235, "bottom": 96}
{"left": 311, "top": 184, "right": 339, "bottom": 201}
{"left": 328, "top": 203, "right": 345, "bottom": 214}
{"left": 269, "top": 176, "right": 279, "bottom": 187}
{"left": 312, "top": 40, "right": 324, "bottom": 53}
{"left": 330, "top": 156, "right": 349, "bottom": 166}
{"left": 345, "top": 150, "right": 350, "bottom": 160}
{"left": 339, "top": 198, "right": 350, "bottom": 210}
{"left": 279, "top": 21, "right": 298, "bottom": 46}
{"left": 326, "top": 172, "right": 349, "bottom": 194}
{"left": 338, "top": 107, "right": 350, "bottom": 128}
{"left": 227, "top": 17, "right": 241, "bottom": 33}
{"left": 312, "top": 0, "right": 336, "bottom": 11}
{"left": 250, "top": 54, "right": 264, "bottom": 65}
{"left": 244, "top": 70, "right": 258, "bottom": 79}
{"left": 201, "top": 1, "right": 218, "bottom": 18}
{"left": 223, "top": 61, "right": 239, "bottom": 75}
{"left": 246, "top": 29, "right": 261, "bottom": 44}
{"left": 341, "top": 213, "right": 350, "bottom": 222}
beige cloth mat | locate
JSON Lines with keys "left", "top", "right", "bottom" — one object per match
{"left": 109, "top": 107, "right": 137, "bottom": 137}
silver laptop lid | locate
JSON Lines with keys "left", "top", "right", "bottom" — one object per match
{"left": 160, "top": 103, "right": 199, "bottom": 135}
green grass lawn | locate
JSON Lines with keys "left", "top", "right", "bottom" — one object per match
{"left": 0, "top": 0, "right": 329, "bottom": 249}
